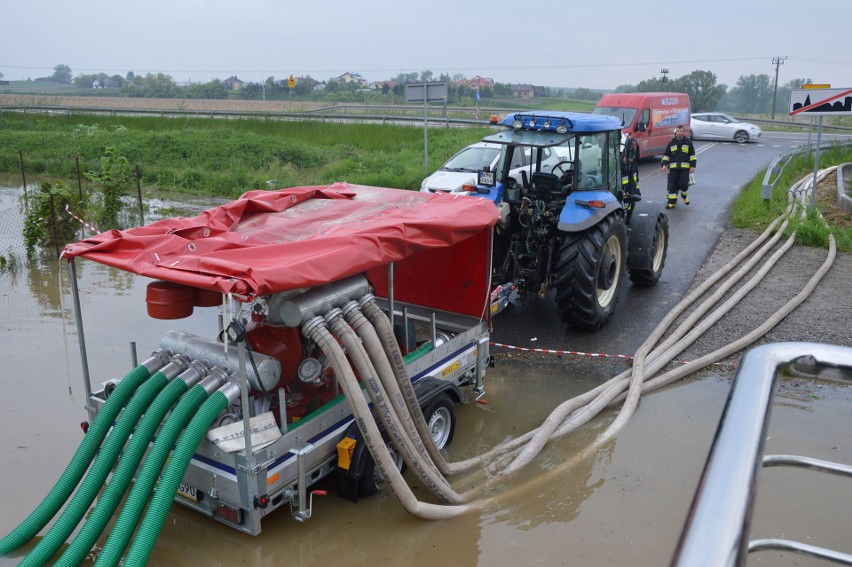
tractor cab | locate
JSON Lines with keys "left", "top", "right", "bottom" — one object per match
{"left": 473, "top": 111, "right": 623, "bottom": 206}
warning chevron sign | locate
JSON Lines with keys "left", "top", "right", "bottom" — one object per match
{"left": 789, "top": 88, "right": 852, "bottom": 116}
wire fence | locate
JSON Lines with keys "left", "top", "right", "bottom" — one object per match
{"left": 0, "top": 186, "right": 51, "bottom": 320}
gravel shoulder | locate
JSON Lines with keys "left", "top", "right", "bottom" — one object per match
{"left": 677, "top": 170, "right": 852, "bottom": 369}
{"left": 678, "top": 226, "right": 852, "bottom": 366}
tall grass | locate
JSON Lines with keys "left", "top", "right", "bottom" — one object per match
{"left": 731, "top": 144, "right": 852, "bottom": 252}
{"left": 0, "top": 113, "right": 491, "bottom": 198}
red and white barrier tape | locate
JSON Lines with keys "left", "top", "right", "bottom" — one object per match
{"left": 490, "top": 341, "right": 738, "bottom": 369}
{"left": 490, "top": 342, "right": 633, "bottom": 360}
{"left": 65, "top": 204, "right": 101, "bottom": 235}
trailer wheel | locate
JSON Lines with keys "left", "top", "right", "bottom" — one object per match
{"left": 628, "top": 211, "right": 669, "bottom": 287}
{"left": 358, "top": 439, "right": 405, "bottom": 497}
{"left": 554, "top": 213, "right": 627, "bottom": 330}
{"left": 423, "top": 394, "right": 456, "bottom": 450}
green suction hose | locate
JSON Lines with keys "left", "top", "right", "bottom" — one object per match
{"left": 18, "top": 372, "right": 171, "bottom": 567}
{"left": 122, "top": 390, "right": 230, "bottom": 567}
{"left": 0, "top": 363, "right": 153, "bottom": 556}
{"left": 54, "top": 375, "right": 194, "bottom": 567}
{"left": 93, "top": 383, "right": 214, "bottom": 567}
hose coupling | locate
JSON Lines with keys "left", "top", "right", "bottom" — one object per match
{"left": 143, "top": 348, "right": 173, "bottom": 374}
{"left": 160, "top": 353, "right": 192, "bottom": 379}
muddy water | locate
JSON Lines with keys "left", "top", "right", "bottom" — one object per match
{"left": 1, "top": 186, "right": 850, "bottom": 566}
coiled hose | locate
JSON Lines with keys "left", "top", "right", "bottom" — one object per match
{"left": 303, "top": 316, "right": 471, "bottom": 520}
{"left": 121, "top": 390, "right": 231, "bottom": 567}
{"left": 0, "top": 363, "right": 155, "bottom": 556}
{"left": 55, "top": 362, "right": 208, "bottom": 567}
{"left": 18, "top": 370, "right": 173, "bottom": 567}
{"left": 325, "top": 308, "right": 461, "bottom": 504}
{"left": 358, "top": 296, "right": 455, "bottom": 476}
{"left": 93, "top": 379, "right": 217, "bottom": 567}
{"left": 343, "top": 301, "right": 442, "bottom": 474}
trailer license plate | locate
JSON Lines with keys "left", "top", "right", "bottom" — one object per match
{"left": 177, "top": 482, "right": 199, "bottom": 502}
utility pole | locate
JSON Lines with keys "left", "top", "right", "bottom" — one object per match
{"left": 661, "top": 68, "right": 669, "bottom": 86}
{"left": 770, "top": 56, "right": 787, "bottom": 119}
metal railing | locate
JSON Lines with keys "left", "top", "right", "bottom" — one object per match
{"left": 761, "top": 138, "right": 852, "bottom": 199}
{"left": 0, "top": 103, "right": 501, "bottom": 129}
{"left": 671, "top": 342, "right": 852, "bottom": 566}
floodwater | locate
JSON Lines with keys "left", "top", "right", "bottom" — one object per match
{"left": 1, "top": 185, "right": 850, "bottom": 566}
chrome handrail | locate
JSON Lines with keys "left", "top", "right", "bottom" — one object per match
{"left": 671, "top": 342, "right": 852, "bottom": 567}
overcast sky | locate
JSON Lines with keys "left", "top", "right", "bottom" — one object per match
{"left": 3, "top": 0, "right": 850, "bottom": 91}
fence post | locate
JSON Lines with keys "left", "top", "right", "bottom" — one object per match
{"left": 19, "top": 150, "right": 28, "bottom": 214}
{"left": 135, "top": 164, "right": 144, "bottom": 225}
{"left": 49, "top": 193, "right": 60, "bottom": 258}
{"left": 75, "top": 155, "right": 84, "bottom": 201}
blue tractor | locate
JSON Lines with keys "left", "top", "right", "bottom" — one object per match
{"left": 477, "top": 111, "right": 669, "bottom": 330}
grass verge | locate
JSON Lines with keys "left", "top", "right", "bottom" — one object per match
{"left": 731, "top": 144, "right": 852, "bottom": 252}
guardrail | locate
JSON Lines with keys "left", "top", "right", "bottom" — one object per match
{"left": 761, "top": 138, "right": 852, "bottom": 200}
{"left": 671, "top": 342, "right": 852, "bottom": 567}
{"left": 0, "top": 103, "right": 503, "bottom": 129}
{"left": 739, "top": 115, "right": 852, "bottom": 133}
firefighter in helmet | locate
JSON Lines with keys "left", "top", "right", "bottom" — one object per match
{"left": 621, "top": 130, "right": 641, "bottom": 213}
{"left": 661, "top": 126, "right": 696, "bottom": 209}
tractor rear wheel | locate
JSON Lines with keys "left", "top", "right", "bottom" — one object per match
{"left": 554, "top": 214, "right": 627, "bottom": 330}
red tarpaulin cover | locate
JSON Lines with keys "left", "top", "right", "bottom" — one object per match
{"left": 63, "top": 183, "right": 499, "bottom": 318}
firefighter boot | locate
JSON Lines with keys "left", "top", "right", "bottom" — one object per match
{"left": 667, "top": 193, "right": 677, "bottom": 209}
{"left": 681, "top": 191, "right": 690, "bottom": 205}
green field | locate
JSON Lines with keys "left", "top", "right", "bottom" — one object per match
{"left": 0, "top": 81, "right": 108, "bottom": 96}
{"left": 0, "top": 112, "right": 493, "bottom": 198}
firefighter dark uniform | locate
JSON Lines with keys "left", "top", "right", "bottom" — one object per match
{"left": 661, "top": 127, "right": 696, "bottom": 209}
{"left": 621, "top": 133, "right": 641, "bottom": 212}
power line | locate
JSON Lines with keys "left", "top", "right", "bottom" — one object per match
{"left": 0, "top": 56, "right": 777, "bottom": 77}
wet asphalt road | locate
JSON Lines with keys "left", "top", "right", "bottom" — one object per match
{"left": 488, "top": 132, "right": 848, "bottom": 358}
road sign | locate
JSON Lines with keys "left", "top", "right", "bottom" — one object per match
{"left": 789, "top": 87, "right": 852, "bottom": 116}
{"left": 404, "top": 81, "right": 447, "bottom": 103}
{"left": 287, "top": 75, "right": 295, "bottom": 89}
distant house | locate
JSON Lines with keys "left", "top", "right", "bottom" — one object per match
{"left": 370, "top": 80, "right": 397, "bottom": 91}
{"left": 336, "top": 72, "right": 368, "bottom": 87}
{"left": 223, "top": 76, "right": 244, "bottom": 90}
{"left": 512, "top": 84, "right": 535, "bottom": 98}
{"left": 511, "top": 84, "right": 546, "bottom": 98}
{"left": 461, "top": 75, "right": 494, "bottom": 89}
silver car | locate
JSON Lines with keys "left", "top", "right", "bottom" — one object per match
{"left": 420, "top": 142, "right": 502, "bottom": 194}
{"left": 420, "top": 142, "right": 564, "bottom": 194}
{"left": 690, "top": 112, "right": 762, "bottom": 143}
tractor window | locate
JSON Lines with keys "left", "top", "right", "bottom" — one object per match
{"left": 607, "top": 132, "right": 620, "bottom": 193}
{"left": 577, "top": 134, "right": 606, "bottom": 189}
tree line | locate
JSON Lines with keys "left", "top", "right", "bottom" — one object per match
{"left": 22, "top": 64, "right": 811, "bottom": 116}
